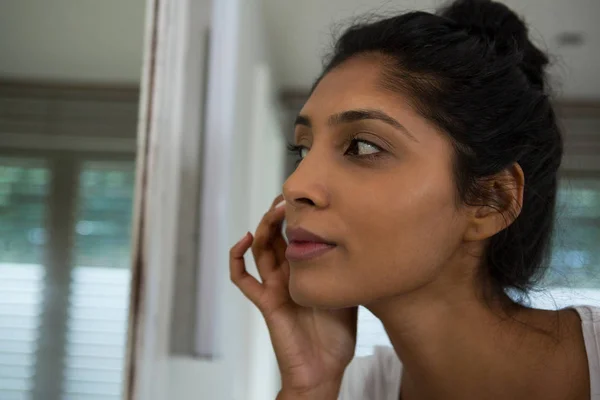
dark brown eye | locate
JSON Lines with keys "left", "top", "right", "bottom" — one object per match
{"left": 345, "top": 139, "right": 382, "bottom": 157}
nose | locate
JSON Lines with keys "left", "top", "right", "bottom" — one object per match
{"left": 283, "top": 157, "right": 330, "bottom": 210}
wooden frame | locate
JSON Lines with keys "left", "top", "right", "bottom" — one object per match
{"left": 125, "top": 0, "right": 212, "bottom": 398}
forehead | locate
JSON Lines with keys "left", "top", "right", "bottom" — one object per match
{"left": 298, "top": 56, "right": 452, "bottom": 154}
{"left": 301, "top": 55, "right": 413, "bottom": 122}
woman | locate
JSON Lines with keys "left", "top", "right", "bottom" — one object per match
{"left": 230, "top": 0, "right": 600, "bottom": 398}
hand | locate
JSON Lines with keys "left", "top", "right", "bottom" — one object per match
{"left": 230, "top": 195, "right": 358, "bottom": 397}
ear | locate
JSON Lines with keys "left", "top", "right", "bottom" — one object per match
{"left": 464, "top": 163, "right": 524, "bottom": 242}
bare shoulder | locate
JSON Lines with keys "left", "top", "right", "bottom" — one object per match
{"left": 548, "top": 308, "right": 591, "bottom": 400}
{"left": 511, "top": 307, "right": 590, "bottom": 400}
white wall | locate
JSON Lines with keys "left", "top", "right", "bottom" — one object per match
{"left": 0, "top": 0, "right": 145, "bottom": 83}
{"left": 167, "top": 0, "right": 283, "bottom": 399}
{"left": 263, "top": 0, "right": 600, "bottom": 99}
{"left": 168, "top": 358, "right": 228, "bottom": 399}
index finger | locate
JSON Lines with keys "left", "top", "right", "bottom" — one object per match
{"left": 251, "top": 202, "right": 286, "bottom": 279}
{"left": 269, "top": 194, "right": 285, "bottom": 211}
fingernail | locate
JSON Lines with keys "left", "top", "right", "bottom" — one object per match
{"left": 276, "top": 200, "right": 286, "bottom": 209}
{"left": 236, "top": 232, "right": 250, "bottom": 245}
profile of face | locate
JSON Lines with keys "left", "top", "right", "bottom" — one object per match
{"left": 283, "top": 55, "right": 482, "bottom": 309}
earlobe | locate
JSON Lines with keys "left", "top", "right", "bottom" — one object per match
{"left": 463, "top": 163, "right": 524, "bottom": 242}
{"left": 464, "top": 206, "right": 511, "bottom": 241}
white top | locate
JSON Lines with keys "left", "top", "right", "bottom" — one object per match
{"left": 339, "top": 306, "right": 600, "bottom": 400}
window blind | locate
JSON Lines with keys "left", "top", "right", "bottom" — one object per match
{"left": 0, "top": 157, "right": 49, "bottom": 400}
{"left": 0, "top": 157, "right": 134, "bottom": 400}
{"left": 62, "top": 267, "right": 130, "bottom": 400}
{"left": 61, "top": 161, "right": 134, "bottom": 400}
{"left": 0, "top": 264, "right": 44, "bottom": 400}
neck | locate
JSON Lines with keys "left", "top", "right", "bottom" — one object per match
{"left": 365, "top": 258, "right": 579, "bottom": 399}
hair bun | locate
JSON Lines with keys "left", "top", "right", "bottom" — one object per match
{"left": 439, "top": 0, "right": 549, "bottom": 89}
{"left": 439, "top": 0, "right": 526, "bottom": 48}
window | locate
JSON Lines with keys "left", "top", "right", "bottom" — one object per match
{"left": 63, "top": 161, "right": 134, "bottom": 400}
{"left": 0, "top": 157, "right": 49, "bottom": 399}
{"left": 530, "top": 177, "right": 600, "bottom": 309}
{"left": 0, "top": 155, "right": 135, "bottom": 400}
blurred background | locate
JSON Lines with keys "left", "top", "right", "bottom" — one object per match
{"left": 0, "top": 1, "right": 143, "bottom": 399}
{"left": 0, "top": 0, "right": 598, "bottom": 399}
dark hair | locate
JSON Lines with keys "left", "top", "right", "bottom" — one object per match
{"left": 318, "top": 0, "right": 563, "bottom": 300}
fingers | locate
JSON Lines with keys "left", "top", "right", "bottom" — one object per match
{"left": 279, "top": 256, "right": 290, "bottom": 283}
{"left": 272, "top": 234, "right": 287, "bottom": 266}
{"left": 230, "top": 232, "right": 264, "bottom": 306}
{"left": 270, "top": 195, "right": 288, "bottom": 265}
{"left": 231, "top": 194, "right": 289, "bottom": 311}
{"left": 269, "top": 194, "right": 285, "bottom": 210}
{"left": 252, "top": 200, "right": 286, "bottom": 281}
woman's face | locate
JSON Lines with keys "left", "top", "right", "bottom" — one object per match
{"left": 283, "top": 55, "right": 474, "bottom": 309}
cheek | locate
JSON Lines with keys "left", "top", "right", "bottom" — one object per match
{"left": 285, "top": 184, "right": 465, "bottom": 308}
{"left": 343, "top": 163, "right": 464, "bottom": 295}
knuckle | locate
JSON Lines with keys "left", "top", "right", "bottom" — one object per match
{"left": 250, "top": 240, "right": 260, "bottom": 255}
{"left": 262, "top": 210, "right": 273, "bottom": 222}
{"left": 230, "top": 269, "right": 241, "bottom": 284}
{"left": 265, "top": 210, "right": 276, "bottom": 221}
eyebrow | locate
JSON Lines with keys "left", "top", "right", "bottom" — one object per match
{"left": 294, "top": 108, "right": 417, "bottom": 141}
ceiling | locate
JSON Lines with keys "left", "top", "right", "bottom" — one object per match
{"left": 1, "top": 0, "right": 598, "bottom": 100}
{"left": 0, "top": 0, "right": 146, "bottom": 84}
{"left": 263, "top": 0, "right": 600, "bottom": 100}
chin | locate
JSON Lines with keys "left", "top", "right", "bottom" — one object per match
{"left": 288, "top": 268, "right": 359, "bottom": 309}
{"left": 289, "top": 283, "right": 326, "bottom": 307}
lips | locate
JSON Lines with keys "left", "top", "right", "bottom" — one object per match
{"left": 285, "top": 227, "right": 337, "bottom": 262}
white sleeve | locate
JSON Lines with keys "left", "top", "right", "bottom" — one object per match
{"left": 338, "top": 346, "right": 402, "bottom": 400}
{"left": 338, "top": 355, "right": 376, "bottom": 400}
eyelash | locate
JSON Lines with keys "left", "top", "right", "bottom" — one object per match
{"left": 287, "top": 143, "right": 305, "bottom": 166}
{"left": 286, "top": 138, "right": 384, "bottom": 166}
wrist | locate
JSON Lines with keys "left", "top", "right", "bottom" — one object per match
{"left": 277, "top": 379, "right": 342, "bottom": 400}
